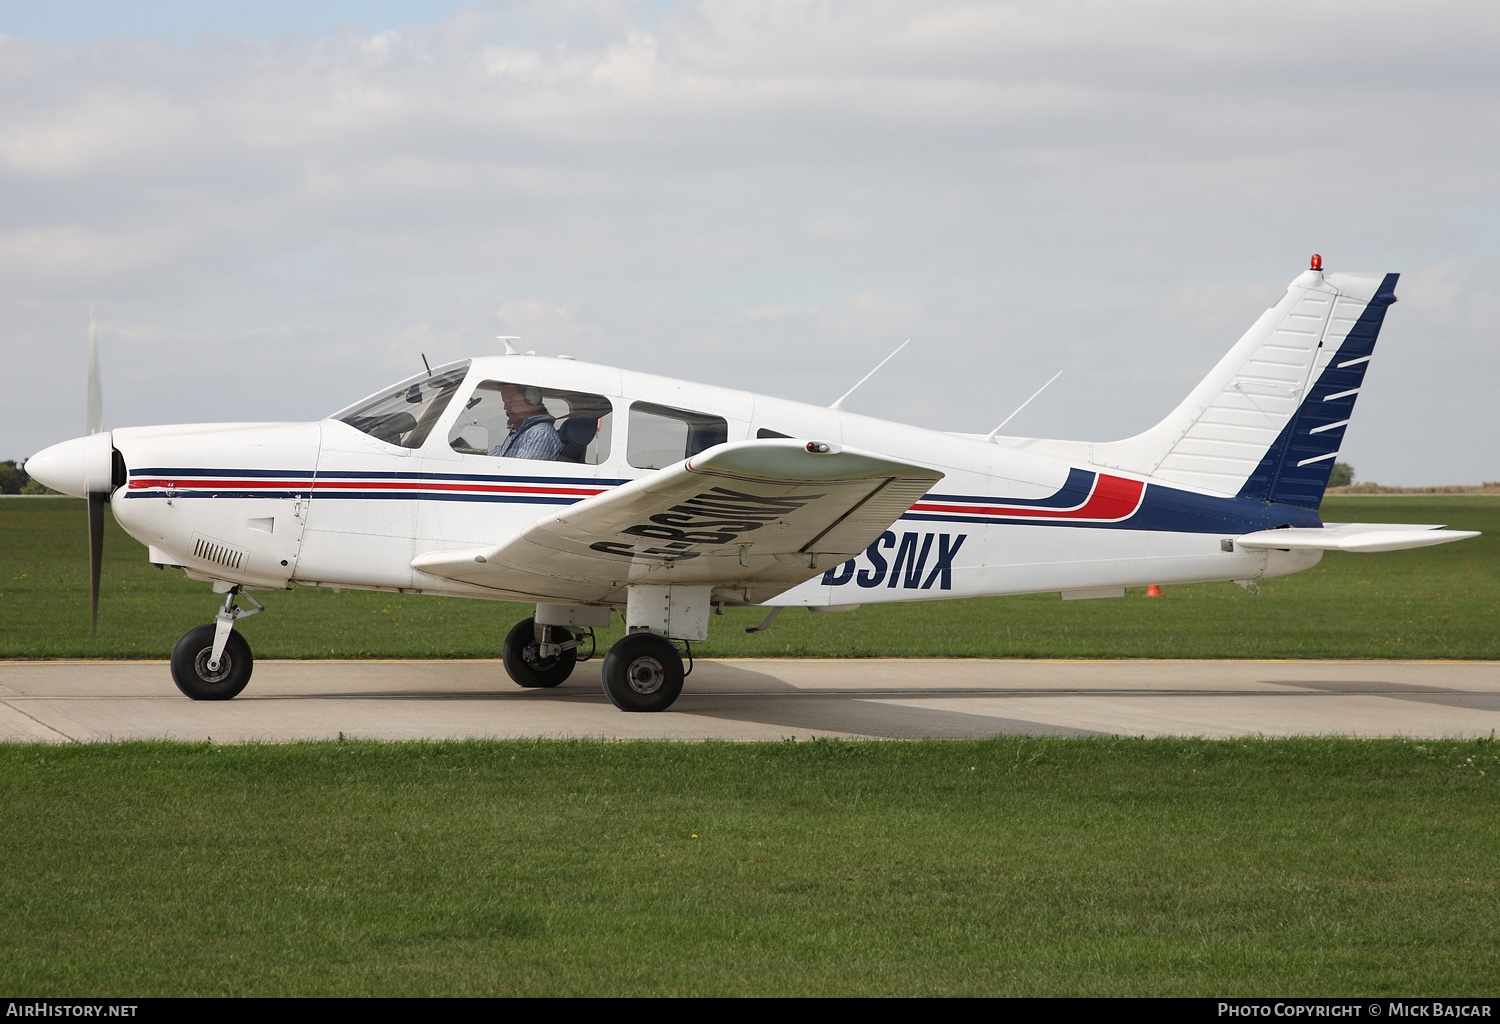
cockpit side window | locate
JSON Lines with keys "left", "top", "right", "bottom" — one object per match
{"left": 448, "top": 382, "right": 613, "bottom": 465}
{"left": 627, "top": 402, "right": 729, "bottom": 470}
{"left": 334, "top": 364, "right": 469, "bottom": 449}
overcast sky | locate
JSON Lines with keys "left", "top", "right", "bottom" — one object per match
{"left": 3, "top": 1, "right": 1497, "bottom": 485}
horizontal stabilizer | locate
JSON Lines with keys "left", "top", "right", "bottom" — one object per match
{"left": 1235, "top": 522, "right": 1479, "bottom": 553}
{"left": 411, "top": 440, "right": 943, "bottom": 605}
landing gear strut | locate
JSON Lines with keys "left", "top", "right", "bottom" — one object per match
{"left": 501, "top": 617, "right": 581, "bottom": 688}
{"left": 595, "top": 585, "right": 709, "bottom": 712}
{"left": 170, "top": 587, "right": 262, "bottom": 700}
{"left": 500, "top": 592, "right": 703, "bottom": 711}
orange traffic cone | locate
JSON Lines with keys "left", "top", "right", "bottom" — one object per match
{"left": 1146, "top": 585, "right": 1162, "bottom": 597}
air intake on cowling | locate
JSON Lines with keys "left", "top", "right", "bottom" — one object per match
{"left": 192, "top": 534, "right": 246, "bottom": 570}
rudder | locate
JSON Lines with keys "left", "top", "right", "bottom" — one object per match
{"left": 1236, "top": 272, "right": 1398, "bottom": 508}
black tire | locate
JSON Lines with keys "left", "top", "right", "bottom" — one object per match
{"left": 502, "top": 617, "right": 578, "bottom": 688}
{"left": 601, "top": 632, "right": 684, "bottom": 712}
{"left": 170, "top": 623, "right": 253, "bottom": 701}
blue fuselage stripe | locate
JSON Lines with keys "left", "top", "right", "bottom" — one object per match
{"left": 903, "top": 483, "right": 1320, "bottom": 533}
{"left": 924, "top": 467, "right": 1096, "bottom": 508}
{"left": 130, "top": 467, "right": 626, "bottom": 486}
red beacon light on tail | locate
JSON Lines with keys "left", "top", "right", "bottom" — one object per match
{"left": 1310, "top": 254, "right": 1323, "bottom": 271}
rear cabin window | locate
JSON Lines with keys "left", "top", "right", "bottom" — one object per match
{"left": 627, "top": 402, "right": 729, "bottom": 470}
{"left": 448, "top": 382, "right": 613, "bottom": 465}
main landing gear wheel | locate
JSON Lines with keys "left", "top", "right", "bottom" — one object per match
{"left": 601, "top": 632, "right": 684, "bottom": 713}
{"left": 170, "top": 623, "right": 254, "bottom": 701}
{"left": 502, "top": 617, "right": 578, "bottom": 689}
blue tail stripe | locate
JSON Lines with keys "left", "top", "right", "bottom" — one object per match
{"left": 1237, "top": 273, "right": 1398, "bottom": 510}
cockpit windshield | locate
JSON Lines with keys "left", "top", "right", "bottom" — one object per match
{"left": 333, "top": 362, "right": 470, "bottom": 449}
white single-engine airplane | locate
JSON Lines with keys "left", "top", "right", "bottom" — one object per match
{"left": 25, "top": 258, "right": 1480, "bottom": 711}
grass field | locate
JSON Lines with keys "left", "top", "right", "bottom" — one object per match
{"left": 1, "top": 495, "right": 1495, "bottom": 660}
{"left": 1, "top": 737, "right": 1495, "bottom": 996}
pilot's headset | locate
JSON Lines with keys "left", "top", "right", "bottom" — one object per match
{"left": 504, "top": 383, "right": 545, "bottom": 406}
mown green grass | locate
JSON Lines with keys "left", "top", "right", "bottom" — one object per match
{"left": 0, "top": 738, "right": 1495, "bottom": 996}
{"left": 1, "top": 495, "right": 1495, "bottom": 660}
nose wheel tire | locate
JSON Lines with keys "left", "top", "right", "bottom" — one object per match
{"left": 170, "top": 623, "right": 253, "bottom": 701}
{"left": 502, "top": 617, "right": 578, "bottom": 688}
{"left": 601, "top": 632, "right": 684, "bottom": 712}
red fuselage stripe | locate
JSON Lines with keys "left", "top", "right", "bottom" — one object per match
{"left": 909, "top": 474, "right": 1145, "bottom": 521}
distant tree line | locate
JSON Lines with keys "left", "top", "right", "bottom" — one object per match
{"left": 1327, "top": 462, "right": 1355, "bottom": 488}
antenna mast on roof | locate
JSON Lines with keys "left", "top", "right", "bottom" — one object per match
{"left": 830, "top": 339, "right": 910, "bottom": 411}
{"left": 984, "top": 369, "right": 1063, "bottom": 442}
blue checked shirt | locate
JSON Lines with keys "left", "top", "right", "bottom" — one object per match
{"left": 490, "top": 414, "right": 564, "bottom": 461}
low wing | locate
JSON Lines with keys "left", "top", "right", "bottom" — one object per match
{"left": 412, "top": 439, "right": 944, "bottom": 605}
{"left": 1236, "top": 522, "right": 1480, "bottom": 553}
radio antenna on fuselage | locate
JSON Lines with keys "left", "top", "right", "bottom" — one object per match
{"left": 830, "top": 339, "right": 910, "bottom": 411}
{"left": 985, "top": 369, "right": 1063, "bottom": 442}
{"left": 497, "top": 335, "right": 522, "bottom": 356}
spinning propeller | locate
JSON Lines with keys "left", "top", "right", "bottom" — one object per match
{"left": 84, "top": 310, "right": 107, "bottom": 633}
{"left": 24, "top": 309, "right": 124, "bottom": 633}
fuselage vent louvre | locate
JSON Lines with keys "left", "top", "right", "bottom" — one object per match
{"left": 191, "top": 534, "right": 246, "bottom": 570}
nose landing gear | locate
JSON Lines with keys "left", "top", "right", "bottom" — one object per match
{"left": 170, "top": 587, "right": 262, "bottom": 700}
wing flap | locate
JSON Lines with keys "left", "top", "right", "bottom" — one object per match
{"left": 411, "top": 440, "right": 943, "bottom": 602}
{"left": 1236, "top": 522, "right": 1480, "bottom": 553}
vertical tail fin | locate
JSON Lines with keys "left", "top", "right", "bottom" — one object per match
{"left": 1236, "top": 273, "right": 1398, "bottom": 507}
{"left": 1090, "top": 265, "right": 1399, "bottom": 509}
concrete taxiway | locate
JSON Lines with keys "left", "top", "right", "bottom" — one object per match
{"left": 1, "top": 658, "right": 1498, "bottom": 743}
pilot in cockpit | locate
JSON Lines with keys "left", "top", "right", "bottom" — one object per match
{"left": 489, "top": 384, "right": 564, "bottom": 461}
